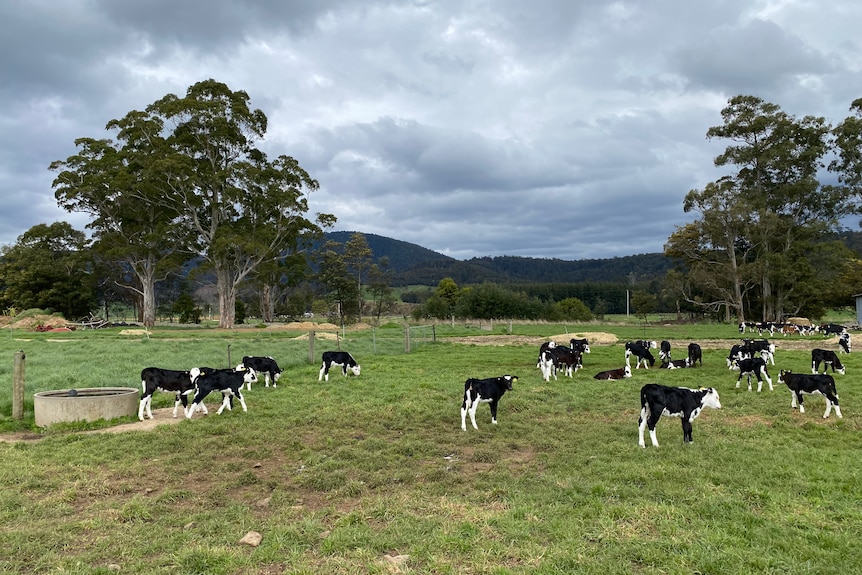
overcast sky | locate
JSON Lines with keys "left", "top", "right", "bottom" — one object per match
{"left": 2, "top": 1, "right": 861, "bottom": 261}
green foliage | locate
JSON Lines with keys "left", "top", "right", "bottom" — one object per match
{"left": 172, "top": 293, "right": 201, "bottom": 324}
{"left": 0, "top": 222, "right": 97, "bottom": 320}
{"left": 555, "top": 297, "right": 593, "bottom": 321}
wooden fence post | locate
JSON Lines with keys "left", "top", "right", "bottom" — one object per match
{"left": 308, "top": 331, "right": 315, "bottom": 364}
{"left": 13, "top": 350, "right": 25, "bottom": 420}
{"left": 405, "top": 326, "right": 411, "bottom": 353}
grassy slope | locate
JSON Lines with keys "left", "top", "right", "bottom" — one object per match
{"left": 0, "top": 322, "right": 860, "bottom": 574}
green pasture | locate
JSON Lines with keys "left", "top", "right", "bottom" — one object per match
{"left": 0, "top": 322, "right": 860, "bottom": 574}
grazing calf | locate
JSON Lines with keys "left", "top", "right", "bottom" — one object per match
{"left": 637, "top": 384, "right": 721, "bottom": 447}
{"left": 778, "top": 370, "right": 842, "bottom": 419}
{"left": 687, "top": 342, "right": 703, "bottom": 367}
{"left": 636, "top": 340, "right": 657, "bottom": 350}
{"left": 138, "top": 367, "right": 195, "bottom": 421}
{"left": 741, "top": 339, "right": 776, "bottom": 365}
{"left": 811, "top": 348, "right": 845, "bottom": 375}
{"left": 185, "top": 367, "right": 258, "bottom": 419}
{"left": 460, "top": 375, "right": 518, "bottom": 431}
{"left": 593, "top": 365, "right": 632, "bottom": 380}
{"left": 838, "top": 332, "right": 851, "bottom": 354}
{"left": 659, "top": 340, "right": 672, "bottom": 361}
{"left": 659, "top": 359, "right": 689, "bottom": 369}
{"left": 318, "top": 351, "right": 361, "bottom": 381}
{"left": 625, "top": 341, "right": 655, "bottom": 369}
{"left": 241, "top": 356, "right": 282, "bottom": 388}
{"left": 734, "top": 357, "right": 773, "bottom": 392}
{"left": 726, "top": 344, "right": 744, "bottom": 369}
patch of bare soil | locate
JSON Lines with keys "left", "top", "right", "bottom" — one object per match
{"left": 0, "top": 408, "right": 184, "bottom": 443}
{"left": 444, "top": 332, "right": 619, "bottom": 346}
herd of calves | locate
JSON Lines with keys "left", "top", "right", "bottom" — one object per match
{"left": 138, "top": 350, "right": 360, "bottom": 422}
{"left": 137, "top": 323, "right": 852, "bottom": 449}
{"left": 463, "top": 324, "right": 852, "bottom": 449}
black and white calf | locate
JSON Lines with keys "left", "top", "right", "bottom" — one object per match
{"left": 734, "top": 357, "right": 773, "bottom": 392}
{"left": 659, "top": 359, "right": 689, "bottom": 369}
{"left": 819, "top": 323, "right": 847, "bottom": 337}
{"left": 838, "top": 332, "right": 851, "bottom": 354}
{"left": 726, "top": 344, "right": 744, "bottom": 369}
{"left": 460, "top": 375, "right": 518, "bottom": 431}
{"left": 625, "top": 341, "right": 655, "bottom": 369}
{"left": 593, "top": 365, "right": 632, "bottom": 380}
{"left": 241, "top": 356, "right": 282, "bottom": 388}
{"left": 741, "top": 339, "right": 776, "bottom": 365}
{"left": 540, "top": 345, "right": 581, "bottom": 381}
{"left": 778, "top": 370, "right": 842, "bottom": 419}
{"left": 569, "top": 338, "right": 591, "bottom": 354}
{"left": 687, "top": 342, "right": 703, "bottom": 367}
{"left": 138, "top": 367, "right": 195, "bottom": 421}
{"left": 811, "top": 348, "right": 845, "bottom": 375}
{"left": 318, "top": 351, "right": 361, "bottom": 381}
{"left": 637, "top": 384, "right": 722, "bottom": 447}
{"left": 185, "top": 367, "right": 258, "bottom": 419}
{"left": 659, "top": 340, "right": 672, "bottom": 361}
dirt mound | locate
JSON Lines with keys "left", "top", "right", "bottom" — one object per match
{"left": 270, "top": 321, "right": 339, "bottom": 331}
{"left": 0, "top": 314, "right": 75, "bottom": 330}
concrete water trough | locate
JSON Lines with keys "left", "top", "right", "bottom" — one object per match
{"left": 34, "top": 387, "right": 139, "bottom": 427}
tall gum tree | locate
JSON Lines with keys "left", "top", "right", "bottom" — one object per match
{"left": 51, "top": 125, "right": 185, "bottom": 328}
{"left": 668, "top": 95, "right": 855, "bottom": 322}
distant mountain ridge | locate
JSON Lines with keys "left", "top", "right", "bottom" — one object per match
{"left": 323, "top": 231, "right": 671, "bottom": 286}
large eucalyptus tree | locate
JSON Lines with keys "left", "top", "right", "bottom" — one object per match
{"left": 52, "top": 79, "right": 334, "bottom": 328}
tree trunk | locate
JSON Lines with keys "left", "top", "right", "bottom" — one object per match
{"left": 259, "top": 283, "right": 275, "bottom": 323}
{"left": 217, "top": 268, "right": 237, "bottom": 329}
{"left": 141, "top": 275, "right": 156, "bottom": 328}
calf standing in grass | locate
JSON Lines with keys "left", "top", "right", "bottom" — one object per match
{"left": 638, "top": 384, "right": 721, "bottom": 447}
{"left": 241, "top": 356, "right": 282, "bottom": 388}
{"left": 811, "top": 348, "right": 845, "bottom": 375}
{"left": 138, "top": 367, "right": 196, "bottom": 421}
{"left": 460, "top": 375, "right": 518, "bottom": 431}
{"left": 778, "top": 370, "right": 843, "bottom": 419}
{"left": 318, "top": 351, "right": 361, "bottom": 381}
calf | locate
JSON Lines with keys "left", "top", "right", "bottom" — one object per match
{"left": 138, "top": 367, "right": 195, "bottom": 421}
{"left": 659, "top": 359, "right": 688, "bottom": 369}
{"left": 811, "top": 348, "right": 845, "bottom": 375}
{"left": 460, "top": 375, "right": 518, "bottom": 431}
{"left": 687, "top": 342, "right": 703, "bottom": 367}
{"left": 569, "top": 338, "right": 591, "bottom": 354}
{"left": 185, "top": 367, "right": 258, "bottom": 419}
{"left": 734, "top": 357, "right": 773, "bottom": 392}
{"left": 241, "top": 356, "right": 282, "bottom": 388}
{"left": 536, "top": 340, "right": 556, "bottom": 368}
{"left": 838, "top": 332, "right": 851, "bottom": 354}
{"left": 593, "top": 365, "right": 632, "bottom": 380}
{"left": 659, "top": 340, "right": 672, "bottom": 361}
{"left": 726, "top": 344, "right": 744, "bottom": 369}
{"left": 625, "top": 341, "right": 655, "bottom": 369}
{"left": 318, "top": 351, "right": 361, "bottom": 381}
{"left": 540, "top": 345, "right": 581, "bottom": 381}
{"left": 742, "top": 339, "right": 776, "bottom": 365}
{"left": 637, "top": 384, "right": 721, "bottom": 447}
{"left": 778, "top": 370, "right": 842, "bottom": 419}
{"left": 820, "top": 323, "right": 847, "bottom": 337}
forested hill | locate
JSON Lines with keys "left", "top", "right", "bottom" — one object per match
{"left": 323, "top": 231, "right": 672, "bottom": 286}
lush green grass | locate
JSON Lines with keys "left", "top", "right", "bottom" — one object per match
{"left": 0, "top": 322, "right": 860, "bottom": 574}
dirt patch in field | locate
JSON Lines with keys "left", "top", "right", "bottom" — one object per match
{"left": 442, "top": 333, "right": 836, "bottom": 351}
{"left": 443, "top": 332, "right": 619, "bottom": 347}
{"left": 0, "top": 408, "right": 186, "bottom": 443}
